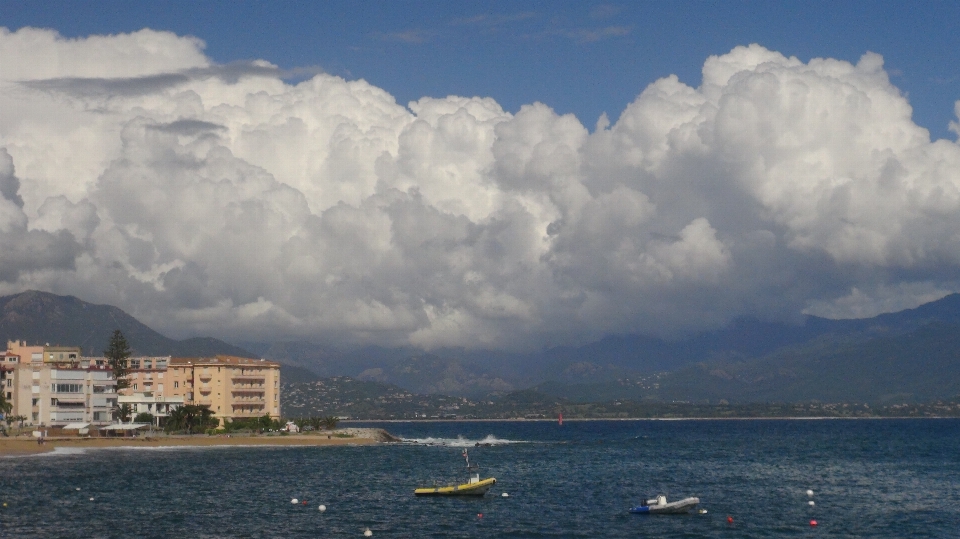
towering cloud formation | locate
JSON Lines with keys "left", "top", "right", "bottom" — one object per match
{"left": 2, "top": 29, "right": 959, "bottom": 348}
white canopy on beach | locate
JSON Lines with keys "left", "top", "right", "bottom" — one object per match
{"left": 100, "top": 423, "right": 149, "bottom": 431}
{"left": 62, "top": 422, "right": 91, "bottom": 430}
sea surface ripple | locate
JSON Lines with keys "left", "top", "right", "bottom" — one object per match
{"left": 1, "top": 419, "right": 958, "bottom": 538}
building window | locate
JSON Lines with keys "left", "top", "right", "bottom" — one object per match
{"left": 133, "top": 383, "right": 138, "bottom": 390}
{"left": 53, "top": 383, "right": 83, "bottom": 393}
{"left": 158, "top": 372, "right": 164, "bottom": 379}
{"left": 144, "top": 360, "right": 152, "bottom": 369}
{"left": 130, "top": 359, "right": 141, "bottom": 369}
{"left": 174, "top": 381, "right": 179, "bottom": 388}
{"left": 158, "top": 384, "right": 163, "bottom": 392}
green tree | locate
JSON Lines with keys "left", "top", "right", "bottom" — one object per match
{"left": 134, "top": 412, "right": 155, "bottom": 424}
{"left": 322, "top": 416, "right": 339, "bottom": 430}
{"left": 0, "top": 392, "right": 11, "bottom": 417}
{"left": 0, "top": 393, "right": 11, "bottom": 434}
{"left": 164, "top": 405, "right": 218, "bottom": 434}
{"left": 104, "top": 330, "right": 132, "bottom": 391}
{"left": 114, "top": 403, "right": 132, "bottom": 422}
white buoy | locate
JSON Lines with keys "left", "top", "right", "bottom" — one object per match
{"left": 501, "top": 492, "right": 509, "bottom": 497}
{"left": 806, "top": 489, "right": 814, "bottom": 497}
{"left": 363, "top": 528, "right": 373, "bottom": 537}
{"left": 319, "top": 504, "right": 327, "bottom": 512}
{"left": 89, "top": 497, "right": 94, "bottom": 501}
{"left": 698, "top": 509, "right": 708, "bottom": 514}
{"left": 808, "top": 500, "right": 815, "bottom": 506}
{"left": 291, "top": 498, "right": 299, "bottom": 504}
{"left": 75, "top": 488, "right": 81, "bottom": 491}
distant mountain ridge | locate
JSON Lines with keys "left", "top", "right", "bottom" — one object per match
{"left": 7, "top": 289, "right": 960, "bottom": 404}
{"left": 247, "top": 293, "right": 960, "bottom": 403}
{"left": 0, "top": 290, "right": 256, "bottom": 358}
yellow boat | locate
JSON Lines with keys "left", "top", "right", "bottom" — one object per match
{"left": 414, "top": 474, "right": 497, "bottom": 497}
{"left": 415, "top": 448, "right": 496, "bottom": 496}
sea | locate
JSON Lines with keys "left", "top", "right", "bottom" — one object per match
{"left": 1, "top": 419, "right": 959, "bottom": 538}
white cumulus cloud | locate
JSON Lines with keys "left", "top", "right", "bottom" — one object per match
{"left": 2, "top": 28, "right": 960, "bottom": 350}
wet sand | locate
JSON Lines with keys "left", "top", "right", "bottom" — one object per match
{"left": 0, "top": 428, "right": 394, "bottom": 456}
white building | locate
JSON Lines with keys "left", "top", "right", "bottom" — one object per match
{"left": 8, "top": 358, "right": 117, "bottom": 428}
{"left": 118, "top": 392, "right": 184, "bottom": 426}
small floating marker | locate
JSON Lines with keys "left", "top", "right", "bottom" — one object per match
{"left": 727, "top": 516, "right": 734, "bottom": 524}
{"left": 808, "top": 500, "right": 815, "bottom": 506}
{"left": 363, "top": 528, "right": 373, "bottom": 537}
{"left": 810, "top": 519, "right": 817, "bottom": 527}
{"left": 302, "top": 501, "right": 307, "bottom": 505}
{"left": 319, "top": 504, "right": 327, "bottom": 512}
{"left": 76, "top": 488, "right": 81, "bottom": 491}
{"left": 291, "top": 498, "right": 299, "bottom": 504}
{"left": 89, "top": 497, "right": 95, "bottom": 501}
{"left": 501, "top": 492, "right": 509, "bottom": 497}
{"left": 478, "top": 513, "right": 483, "bottom": 518}
{"left": 806, "top": 489, "right": 814, "bottom": 497}
{"left": 698, "top": 509, "right": 708, "bottom": 514}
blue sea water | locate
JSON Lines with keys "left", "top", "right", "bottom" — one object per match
{"left": 1, "top": 419, "right": 959, "bottom": 538}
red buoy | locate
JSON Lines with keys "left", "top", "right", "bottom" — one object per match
{"left": 478, "top": 513, "right": 483, "bottom": 518}
{"left": 727, "top": 516, "right": 734, "bottom": 524}
{"left": 810, "top": 519, "right": 818, "bottom": 527}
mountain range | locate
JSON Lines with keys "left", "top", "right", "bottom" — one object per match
{"left": 4, "top": 289, "right": 960, "bottom": 404}
{"left": 0, "top": 290, "right": 254, "bottom": 358}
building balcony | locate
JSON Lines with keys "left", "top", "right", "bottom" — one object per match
{"left": 231, "top": 375, "right": 265, "bottom": 382}
{"left": 230, "top": 406, "right": 266, "bottom": 416}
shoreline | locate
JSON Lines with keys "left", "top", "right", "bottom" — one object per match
{"left": 0, "top": 428, "right": 393, "bottom": 457}
{"left": 343, "top": 416, "right": 960, "bottom": 423}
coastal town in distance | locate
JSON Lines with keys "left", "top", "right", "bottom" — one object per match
{"left": 5, "top": 327, "right": 960, "bottom": 443}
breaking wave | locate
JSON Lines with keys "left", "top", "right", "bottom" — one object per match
{"left": 402, "top": 434, "right": 525, "bottom": 446}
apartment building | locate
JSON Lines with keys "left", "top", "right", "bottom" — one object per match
{"left": 6, "top": 340, "right": 90, "bottom": 366}
{"left": 2, "top": 351, "right": 19, "bottom": 403}
{"left": 168, "top": 356, "right": 281, "bottom": 423}
{"left": 118, "top": 355, "right": 281, "bottom": 424}
{"left": 117, "top": 356, "right": 183, "bottom": 424}
{"left": 2, "top": 341, "right": 118, "bottom": 428}
{"left": 6, "top": 360, "right": 117, "bottom": 428}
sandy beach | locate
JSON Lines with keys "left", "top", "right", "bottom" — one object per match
{"left": 0, "top": 428, "right": 397, "bottom": 456}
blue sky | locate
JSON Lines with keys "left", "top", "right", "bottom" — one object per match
{"left": 6, "top": 0, "right": 960, "bottom": 140}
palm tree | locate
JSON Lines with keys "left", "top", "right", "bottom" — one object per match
{"left": 114, "top": 404, "right": 132, "bottom": 423}
{"left": 165, "top": 405, "right": 217, "bottom": 434}
{"left": 322, "top": 416, "right": 340, "bottom": 431}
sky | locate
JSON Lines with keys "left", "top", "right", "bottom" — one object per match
{"left": 2, "top": 2, "right": 960, "bottom": 350}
